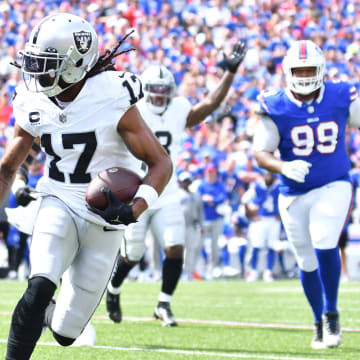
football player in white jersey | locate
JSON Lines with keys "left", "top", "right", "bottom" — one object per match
{"left": 242, "top": 171, "right": 281, "bottom": 282}
{"left": 253, "top": 40, "right": 360, "bottom": 349}
{"left": 1, "top": 13, "right": 172, "bottom": 360}
{"left": 106, "top": 42, "right": 246, "bottom": 326}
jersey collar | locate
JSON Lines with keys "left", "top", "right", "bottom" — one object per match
{"left": 285, "top": 84, "right": 325, "bottom": 107}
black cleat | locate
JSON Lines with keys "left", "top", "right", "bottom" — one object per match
{"left": 154, "top": 301, "right": 178, "bottom": 327}
{"left": 106, "top": 291, "right": 122, "bottom": 323}
{"left": 311, "top": 321, "right": 326, "bottom": 349}
{"left": 322, "top": 311, "right": 342, "bottom": 348}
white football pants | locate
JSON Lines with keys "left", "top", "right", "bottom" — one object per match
{"left": 30, "top": 196, "right": 122, "bottom": 338}
{"left": 122, "top": 203, "right": 185, "bottom": 261}
{"left": 247, "top": 216, "right": 281, "bottom": 249}
{"left": 278, "top": 180, "right": 352, "bottom": 272}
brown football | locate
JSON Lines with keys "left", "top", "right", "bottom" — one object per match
{"left": 86, "top": 167, "right": 142, "bottom": 210}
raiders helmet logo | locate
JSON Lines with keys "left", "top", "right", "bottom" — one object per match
{"left": 73, "top": 31, "right": 92, "bottom": 54}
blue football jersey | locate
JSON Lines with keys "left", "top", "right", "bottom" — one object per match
{"left": 258, "top": 82, "right": 355, "bottom": 195}
{"left": 233, "top": 213, "right": 249, "bottom": 230}
{"left": 252, "top": 181, "right": 280, "bottom": 217}
{"left": 219, "top": 170, "right": 242, "bottom": 210}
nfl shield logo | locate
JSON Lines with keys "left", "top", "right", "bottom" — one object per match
{"left": 73, "top": 31, "right": 92, "bottom": 54}
{"left": 59, "top": 113, "right": 67, "bottom": 123}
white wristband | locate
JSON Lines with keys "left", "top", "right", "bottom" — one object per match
{"left": 11, "top": 178, "right": 26, "bottom": 194}
{"left": 134, "top": 184, "right": 159, "bottom": 208}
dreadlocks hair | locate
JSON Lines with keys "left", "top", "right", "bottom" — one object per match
{"left": 85, "top": 29, "right": 136, "bottom": 79}
{"left": 9, "top": 60, "right": 21, "bottom": 69}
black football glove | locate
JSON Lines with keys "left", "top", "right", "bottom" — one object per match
{"left": 15, "top": 186, "right": 37, "bottom": 207}
{"left": 87, "top": 187, "right": 137, "bottom": 226}
{"left": 223, "top": 40, "right": 247, "bottom": 74}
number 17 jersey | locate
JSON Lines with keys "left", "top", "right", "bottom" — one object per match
{"left": 258, "top": 81, "right": 355, "bottom": 195}
{"left": 13, "top": 71, "right": 143, "bottom": 228}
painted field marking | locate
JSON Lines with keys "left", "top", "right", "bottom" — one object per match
{"left": 94, "top": 314, "right": 360, "bottom": 332}
{"left": 1, "top": 311, "right": 360, "bottom": 332}
{"left": 0, "top": 339, "right": 332, "bottom": 360}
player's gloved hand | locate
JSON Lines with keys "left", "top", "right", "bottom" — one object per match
{"left": 87, "top": 187, "right": 137, "bottom": 225}
{"left": 223, "top": 40, "right": 247, "bottom": 74}
{"left": 15, "top": 186, "right": 37, "bottom": 207}
{"left": 281, "top": 160, "right": 312, "bottom": 183}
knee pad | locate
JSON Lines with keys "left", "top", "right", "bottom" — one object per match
{"left": 122, "top": 228, "right": 146, "bottom": 261}
{"left": 52, "top": 331, "right": 75, "bottom": 346}
{"left": 25, "top": 276, "right": 57, "bottom": 311}
{"left": 294, "top": 246, "right": 318, "bottom": 272}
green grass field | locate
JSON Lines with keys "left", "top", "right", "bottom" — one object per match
{"left": 0, "top": 279, "right": 359, "bottom": 360}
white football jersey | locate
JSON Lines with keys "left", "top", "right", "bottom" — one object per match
{"left": 136, "top": 96, "right": 192, "bottom": 208}
{"left": 13, "top": 71, "right": 144, "bottom": 229}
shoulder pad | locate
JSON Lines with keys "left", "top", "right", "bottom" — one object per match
{"left": 254, "top": 102, "right": 268, "bottom": 116}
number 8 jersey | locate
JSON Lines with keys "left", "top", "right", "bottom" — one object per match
{"left": 13, "top": 71, "right": 143, "bottom": 228}
{"left": 256, "top": 82, "right": 358, "bottom": 196}
{"left": 134, "top": 96, "right": 191, "bottom": 209}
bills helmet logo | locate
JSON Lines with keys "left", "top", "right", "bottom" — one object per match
{"left": 73, "top": 31, "right": 92, "bottom": 54}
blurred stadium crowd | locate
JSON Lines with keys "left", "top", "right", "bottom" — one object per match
{"left": 0, "top": 0, "right": 360, "bottom": 281}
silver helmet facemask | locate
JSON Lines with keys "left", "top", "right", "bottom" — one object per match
{"left": 145, "top": 83, "right": 174, "bottom": 112}
{"left": 142, "top": 65, "right": 176, "bottom": 115}
{"left": 21, "top": 44, "right": 69, "bottom": 96}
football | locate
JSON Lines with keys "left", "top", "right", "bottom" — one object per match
{"left": 86, "top": 167, "right": 142, "bottom": 210}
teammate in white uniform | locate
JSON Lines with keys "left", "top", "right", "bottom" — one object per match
{"left": 178, "top": 171, "right": 204, "bottom": 280}
{"left": 242, "top": 172, "right": 281, "bottom": 282}
{"left": 1, "top": 14, "right": 172, "bottom": 360}
{"left": 106, "top": 42, "right": 247, "bottom": 326}
{"left": 253, "top": 40, "right": 360, "bottom": 349}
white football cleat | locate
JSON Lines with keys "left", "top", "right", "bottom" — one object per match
{"left": 246, "top": 270, "right": 259, "bottom": 282}
{"left": 322, "top": 312, "right": 342, "bottom": 348}
{"left": 263, "top": 270, "right": 274, "bottom": 282}
{"left": 73, "top": 322, "right": 96, "bottom": 347}
{"left": 154, "top": 301, "right": 178, "bottom": 327}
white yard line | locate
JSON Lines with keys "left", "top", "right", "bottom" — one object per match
{"left": 1, "top": 310, "right": 360, "bottom": 332}
{"left": 1, "top": 311, "right": 360, "bottom": 332}
{"left": 94, "top": 314, "right": 360, "bottom": 332}
{"left": 0, "top": 339, "right": 332, "bottom": 360}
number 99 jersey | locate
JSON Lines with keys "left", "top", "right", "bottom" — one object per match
{"left": 257, "top": 81, "right": 355, "bottom": 195}
{"left": 13, "top": 71, "right": 143, "bottom": 228}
